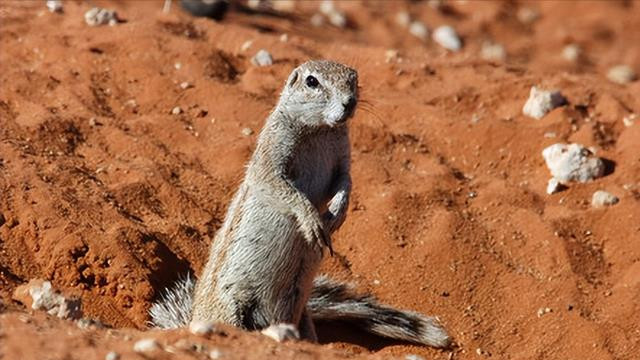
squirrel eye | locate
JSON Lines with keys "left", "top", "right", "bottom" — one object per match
{"left": 305, "top": 75, "right": 319, "bottom": 88}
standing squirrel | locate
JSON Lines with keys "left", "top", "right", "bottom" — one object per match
{"left": 150, "top": 60, "right": 451, "bottom": 348}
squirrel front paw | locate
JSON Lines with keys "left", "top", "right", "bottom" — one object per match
{"left": 299, "top": 213, "right": 333, "bottom": 256}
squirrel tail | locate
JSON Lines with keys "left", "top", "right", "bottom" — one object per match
{"left": 148, "top": 273, "right": 194, "bottom": 329}
{"left": 149, "top": 274, "right": 451, "bottom": 348}
{"left": 308, "top": 275, "right": 451, "bottom": 348}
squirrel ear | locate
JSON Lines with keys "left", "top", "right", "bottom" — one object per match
{"left": 287, "top": 70, "right": 299, "bottom": 87}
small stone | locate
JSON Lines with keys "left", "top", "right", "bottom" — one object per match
{"left": 405, "top": 355, "right": 425, "bottom": 360}
{"left": 542, "top": 143, "right": 605, "bottom": 184}
{"left": 623, "top": 114, "right": 637, "bottom": 127}
{"left": 279, "top": 34, "right": 288, "bottom": 42}
{"left": 251, "top": 49, "right": 273, "bottom": 67}
{"left": 209, "top": 348, "right": 223, "bottom": 359}
{"left": 319, "top": 0, "right": 334, "bottom": 15}
{"left": 409, "top": 21, "right": 428, "bottom": 41}
{"left": 562, "top": 44, "right": 581, "bottom": 62}
{"left": 327, "top": 10, "right": 347, "bottom": 28}
{"left": 607, "top": 65, "right": 636, "bottom": 84}
{"left": 84, "top": 7, "right": 118, "bottom": 27}
{"left": 240, "top": 40, "right": 253, "bottom": 52}
{"left": 546, "top": 178, "right": 562, "bottom": 194}
{"left": 174, "top": 62, "right": 182, "bottom": 70}
{"left": 89, "top": 117, "right": 98, "bottom": 127}
{"left": 522, "top": 86, "right": 566, "bottom": 120}
{"left": 537, "top": 307, "right": 552, "bottom": 317}
{"left": 544, "top": 132, "right": 556, "bottom": 138}
{"left": 189, "top": 320, "right": 216, "bottom": 336}
{"left": 517, "top": 7, "right": 539, "bottom": 24}
{"left": 46, "top": 0, "right": 63, "bottom": 13}
{"left": 133, "top": 338, "right": 160, "bottom": 353}
{"left": 272, "top": 0, "right": 295, "bottom": 12}
{"left": 171, "top": 106, "right": 183, "bottom": 115}
{"left": 433, "top": 25, "right": 462, "bottom": 51}
{"left": 481, "top": 42, "right": 506, "bottom": 61}
{"left": 310, "top": 13, "right": 324, "bottom": 27}
{"left": 385, "top": 49, "right": 399, "bottom": 63}
{"left": 105, "top": 351, "right": 120, "bottom": 360}
{"left": 261, "top": 323, "right": 300, "bottom": 342}
{"left": 180, "top": 82, "right": 191, "bottom": 90}
{"left": 241, "top": 127, "right": 254, "bottom": 136}
{"left": 591, "top": 190, "right": 619, "bottom": 208}
{"left": 395, "top": 11, "right": 411, "bottom": 27}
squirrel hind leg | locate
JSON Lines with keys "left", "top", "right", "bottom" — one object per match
{"left": 148, "top": 274, "right": 195, "bottom": 329}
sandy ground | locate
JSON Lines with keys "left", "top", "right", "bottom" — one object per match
{"left": 1, "top": 0, "right": 639, "bottom": 359}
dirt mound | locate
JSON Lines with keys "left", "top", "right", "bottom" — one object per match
{"left": 1, "top": 1, "right": 639, "bottom": 359}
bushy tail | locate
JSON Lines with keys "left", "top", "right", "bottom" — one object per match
{"left": 149, "top": 274, "right": 451, "bottom": 348}
{"left": 149, "top": 274, "right": 194, "bottom": 329}
{"left": 308, "top": 275, "right": 451, "bottom": 348}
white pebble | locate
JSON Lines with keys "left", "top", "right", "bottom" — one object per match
{"left": 522, "top": 86, "right": 566, "bottom": 119}
{"left": 240, "top": 40, "right": 253, "bottom": 52}
{"left": 241, "top": 127, "right": 254, "bottom": 136}
{"left": 517, "top": 7, "right": 539, "bottom": 24}
{"left": 623, "top": 114, "right": 637, "bottom": 127}
{"left": 591, "top": 190, "right": 619, "bottom": 208}
{"left": 261, "top": 323, "right": 300, "bottom": 342}
{"left": 542, "top": 143, "right": 605, "bottom": 184}
{"left": 105, "top": 351, "right": 120, "bottom": 360}
{"left": 433, "top": 25, "right": 462, "bottom": 51}
{"left": 171, "top": 106, "right": 182, "bottom": 115}
{"left": 46, "top": 0, "right": 63, "bottom": 13}
{"left": 84, "top": 7, "right": 118, "bottom": 27}
{"left": 310, "top": 13, "right": 324, "bottom": 27}
{"left": 396, "top": 11, "right": 411, "bottom": 27}
{"left": 174, "top": 62, "right": 182, "bottom": 70}
{"left": 319, "top": 0, "right": 334, "bottom": 15}
{"left": 133, "top": 338, "right": 160, "bottom": 353}
{"left": 607, "top": 65, "right": 637, "bottom": 85}
{"left": 189, "top": 320, "right": 216, "bottom": 336}
{"left": 327, "top": 10, "right": 347, "bottom": 28}
{"left": 481, "top": 42, "right": 506, "bottom": 61}
{"left": 409, "top": 21, "right": 428, "bottom": 41}
{"left": 251, "top": 49, "right": 273, "bottom": 67}
{"left": 279, "top": 34, "right": 288, "bottom": 42}
{"left": 209, "top": 348, "right": 223, "bottom": 359}
{"left": 405, "top": 355, "right": 425, "bottom": 360}
{"left": 562, "top": 44, "right": 581, "bottom": 62}
{"left": 536, "top": 307, "right": 552, "bottom": 317}
{"left": 180, "top": 82, "right": 191, "bottom": 90}
{"left": 546, "top": 178, "right": 561, "bottom": 194}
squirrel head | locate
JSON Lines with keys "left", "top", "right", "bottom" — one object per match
{"left": 278, "top": 60, "right": 358, "bottom": 128}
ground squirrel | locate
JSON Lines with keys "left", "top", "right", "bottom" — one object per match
{"left": 150, "top": 60, "right": 451, "bottom": 348}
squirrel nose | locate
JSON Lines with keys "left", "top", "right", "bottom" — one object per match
{"left": 342, "top": 96, "right": 356, "bottom": 117}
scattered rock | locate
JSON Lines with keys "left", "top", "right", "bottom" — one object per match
{"left": 171, "top": 106, "right": 183, "bottom": 115}
{"left": 85, "top": 7, "right": 119, "bottom": 27}
{"left": 562, "top": 44, "right": 581, "bottom": 62}
{"left": 537, "top": 307, "right": 552, "bottom": 317}
{"left": 209, "top": 348, "right": 223, "bottom": 359}
{"left": 241, "top": 127, "right": 254, "bottom": 136}
{"left": 517, "top": 7, "right": 540, "bottom": 24}
{"left": 310, "top": 13, "right": 324, "bottom": 27}
{"left": 180, "top": 81, "right": 192, "bottom": 90}
{"left": 133, "top": 338, "right": 160, "bottom": 353}
{"left": 433, "top": 25, "right": 462, "bottom": 51}
{"left": 409, "top": 21, "right": 428, "bottom": 41}
{"left": 607, "top": 65, "right": 637, "bottom": 84}
{"left": 522, "top": 86, "right": 567, "bottom": 119}
{"left": 327, "top": 10, "right": 347, "bottom": 28}
{"left": 542, "top": 143, "right": 605, "bottom": 183}
{"left": 385, "top": 49, "right": 399, "bottom": 63}
{"left": 240, "top": 40, "right": 253, "bottom": 52}
{"left": 279, "top": 33, "right": 288, "bottom": 42}
{"left": 189, "top": 320, "right": 216, "bottom": 336}
{"left": 46, "top": 0, "right": 63, "bottom": 13}
{"left": 261, "top": 323, "right": 300, "bottom": 342}
{"left": 623, "top": 114, "right": 637, "bottom": 127}
{"left": 272, "top": 0, "right": 295, "bottom": 12}
{"left": 591, "top": 190, "right": 619, "bottom": 208}
{"left": 396, "top": 11, "right": 411, "bottom": 27}
{"left": 251, "top": 49, "right": 273, "bottom": 67}
{"left": 13, "top": 279, "right": 82, "bottom": 320}
{"left": 546, "top": 177, "right": 562, "bottom": 194}
{"left": 105, "top": 351, "right": 120, "bottom": 360}
{"left": 405, "top": 355, "right": 425, "bottom": 360}
{"left": 481, "top": 41, "right": 506, "bottom": 61}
